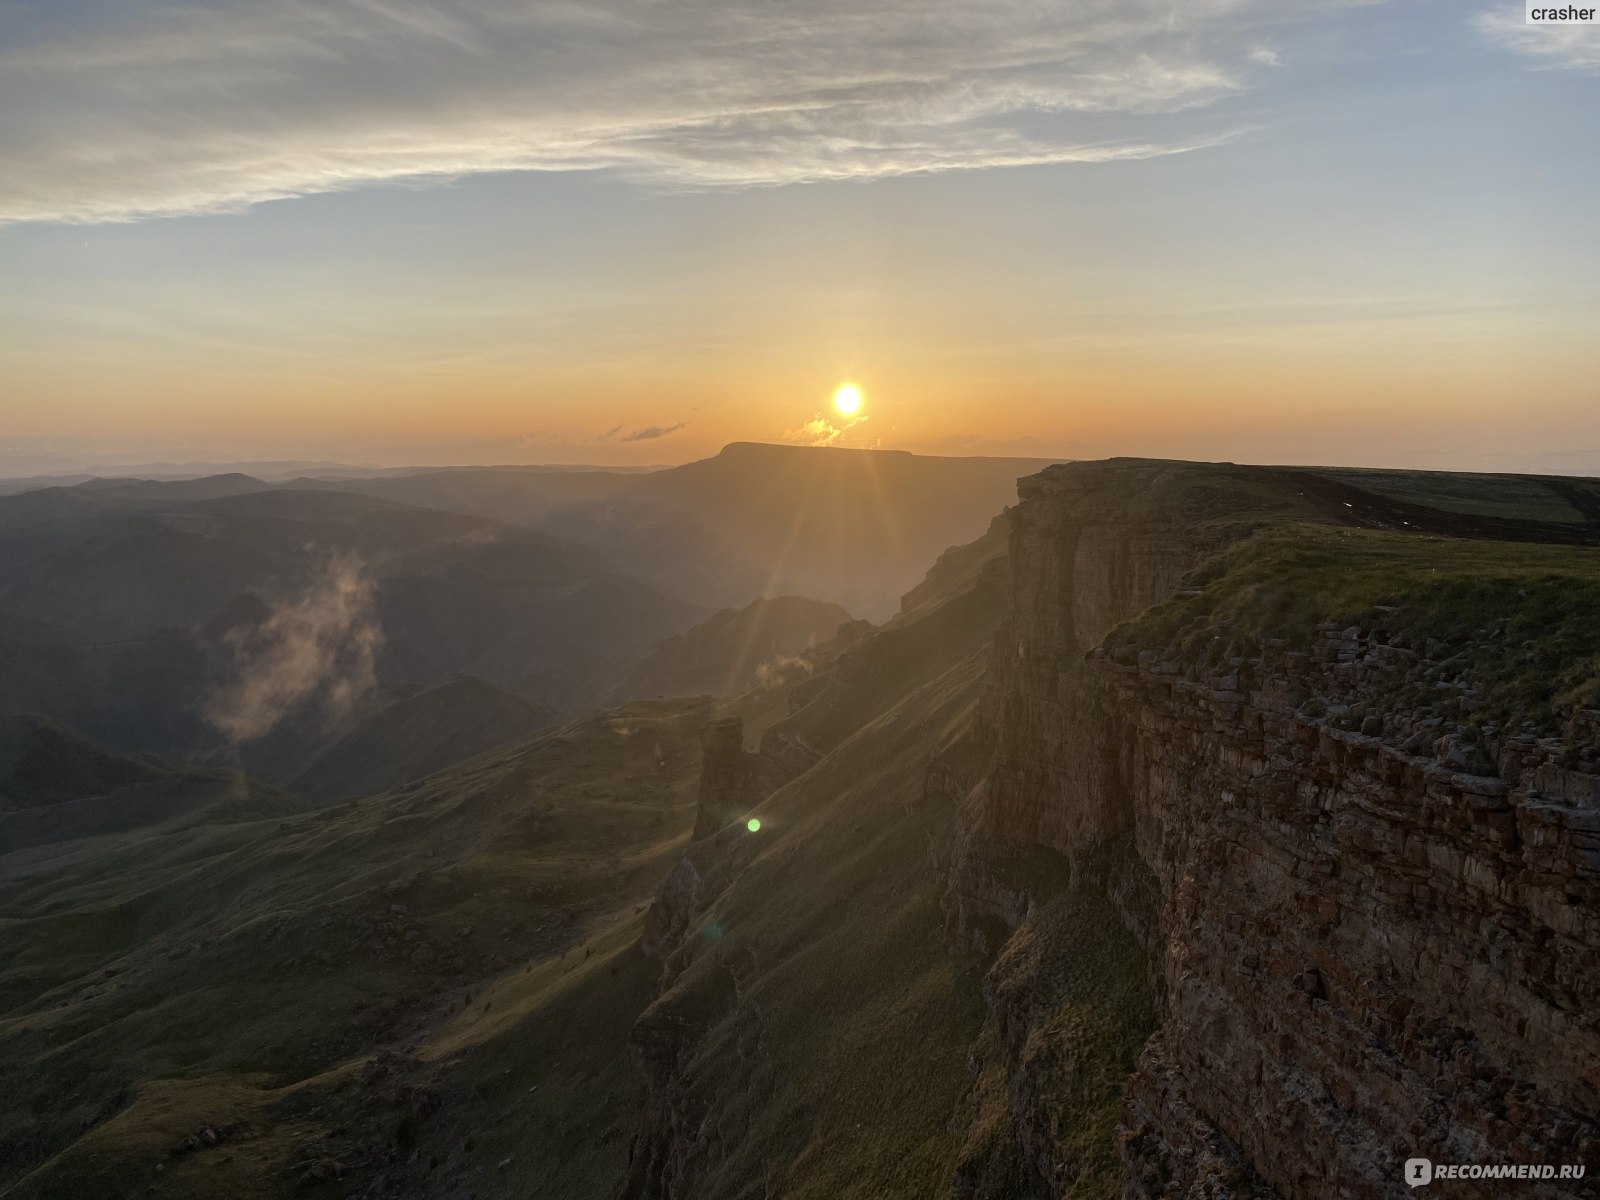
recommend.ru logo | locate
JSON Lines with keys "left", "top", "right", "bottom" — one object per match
{"left": 1404, "top": 1155, "right": 1588, "bottom": 1186}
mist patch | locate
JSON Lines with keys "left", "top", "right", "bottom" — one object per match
{"left": 205, "top": 552, "right": 382, "bottom": 744}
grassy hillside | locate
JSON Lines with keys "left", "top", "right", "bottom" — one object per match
{"left": 292, "top": 677, "right": 555, "bottom": 801}
{"left": 1095, "top": 459, "right": 1600, "bottom": 730}
{"left": 1308, "top": 466, "right": 1600, "bottom": 526}
{"left": 1, "top": 717, "right": 177, "bottom": 810}
{"left": 1116, "top": 520, "right": 1600, "bottom": 731}
{"left": 0, "top": 496, "right": 1017, "bottom": 1200}
{"left": 645, "top": 657, "right": 991, "bottom": 1200}
{"left": 618, "top": 513, "right": 1013, "bottom": 1200}
{"left": 0, "top": 700, "right": 709, "bottom": 1198}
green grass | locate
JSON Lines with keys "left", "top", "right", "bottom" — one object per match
{"left": 6, "top": 1075, "right": 294, "bottom": 1200}
{"left": 1309, "top": 467, "right": 1595, "bottom": 524}
{"left": 948, "top": 835, "right": 1157, "bottom": 1199}
{"left": 0, "top": 702, "right": 709, "bottom": 1197}
{"left": 1113, "top": 522, "right": 1600, "bottom": 727}
{"left": 342, "top": 912, "right": 669, "bottom": 1200}
{"left": 1001, "top": 889, "right": 1156, "bottom": 1197}
{"left": 627, "top": 608, "right": 1002, "bottom": 1200}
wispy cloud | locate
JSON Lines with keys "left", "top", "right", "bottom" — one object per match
{"left": 0, "top": 0, "right": 1327, "bottom": 226}
{"left": 1475, "top": 9, "right": 1600, "bottom": 72}
{"left": 521, "top": 420, "right": 688, "bottom": 449}
{"left": 620, "top": 422, "right": 688, "bottom": 442}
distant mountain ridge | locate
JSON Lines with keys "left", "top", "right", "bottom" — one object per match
{"left": 291, "top": 441, "right": 1059, "bottom": 618}
{"left": 4, "top": 443, "right": 1057, "bottom": 621}
{"left": 0, "top": 460, "right": 663, "bottom": 496}
{"left": 0, "top": 485, "right": 704, "bottom": 779}
{"left": 0, "top": 443, "right": 1051, "bottom": 791}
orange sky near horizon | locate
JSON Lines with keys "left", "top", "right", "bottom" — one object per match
{"left": 5, "top": 289, "right": 1593, "bottom": 473}
{"left": 3, "top": 1, "right": 1599, "bottom": 478}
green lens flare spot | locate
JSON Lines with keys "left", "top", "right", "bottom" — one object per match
{"left": 746, "top": 818, "right": 762, "bottom": 833}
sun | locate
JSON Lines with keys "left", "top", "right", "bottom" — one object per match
{"left": 833, "top": 383, "right": 863, "bottom": 417}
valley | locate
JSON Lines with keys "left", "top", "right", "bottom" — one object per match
{"left": 1, "top": 447, "right": 1597, "bottom": 1198}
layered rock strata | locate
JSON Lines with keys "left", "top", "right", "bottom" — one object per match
{"left": 948, "top": 461, "right": 1600, "bottom": 1199}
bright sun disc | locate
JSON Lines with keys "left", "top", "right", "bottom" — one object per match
{"left": 833, "top": 384, "right": 863, "bottom": 416}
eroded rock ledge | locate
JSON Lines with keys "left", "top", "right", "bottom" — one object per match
{"left": 945, "top": 460, "right": 1599, "bottom": 1199}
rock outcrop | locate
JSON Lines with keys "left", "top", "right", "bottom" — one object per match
{"left": 619, "top": 524, "right": 1013, "bottom": 1200}
{"left": 945, "top": 460, "right": 1600, "bottom": 1199}
{"left": 627, "top": 712, "right": 810, "bottom": 1197}
{"left": 617, "top": 459, "right": 1598, "bottom": 1200}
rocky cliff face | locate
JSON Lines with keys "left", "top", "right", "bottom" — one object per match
{"left": 946, "top": 461, "right": 1600, "bottom": 1199}
{"left": 627, "top": 715, "right": 807, "bottom": 1199}
{"left": 639, "top": 713, "right": 818, "bottom": 964}
{"left": 618, "top": 528, "right": 1011, "bottom": 1200}
{"left": 614, "top": 459, "right": 1597, "bottom": 1200}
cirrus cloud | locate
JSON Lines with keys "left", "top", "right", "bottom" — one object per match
{"left": 0, "top": 0, "right": 1342, "bottom": 227}
{"left": 1475, "top": 9, "right": 1600, "bottom": 72}
{"left": 619, "top": 422, "right": 689, "bottom": 443}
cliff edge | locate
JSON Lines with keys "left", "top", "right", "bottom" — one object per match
{"left": 945, "top": 459, "right": 1600, "bottom": 1199}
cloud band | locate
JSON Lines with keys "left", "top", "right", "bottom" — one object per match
{"left": 0, "top": 0, "right": 1299, "bottom": 226}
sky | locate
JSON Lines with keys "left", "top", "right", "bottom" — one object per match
{"left": 1, "top": 0, "right": 1598, "bottom": 476}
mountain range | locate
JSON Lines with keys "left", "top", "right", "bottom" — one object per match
{"left": 0, "top": 444, "right": 1045, "bottom": 786}
{"left": 5, "top": 451, "right": 1596, "bottom": 1198}
{"left": 291, "top": 442, "right": 1050, "bottom": 619}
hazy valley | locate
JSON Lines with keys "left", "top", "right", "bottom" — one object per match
{"left": 0, "top": 444, "right": 1597, "bottom": 1199}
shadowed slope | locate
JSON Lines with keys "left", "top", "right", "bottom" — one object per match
{"left": 292, "top": 677, "right": 556, "bottom": 802}
{"left": 0, "top": 717, "right": 178, "bottom": 810}
{"left": 620, "top": 515, "right": 1012, "bottom": 1199}
{"left": 0, "top": 700, "right": 709, "bottom": 1198}
{"left": 0, "top": 486, "right": 705, "bottom": 775}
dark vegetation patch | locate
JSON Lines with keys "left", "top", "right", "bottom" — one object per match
{"left": 0, "top": 717, "right": 190, "bottom": 809}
